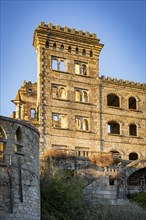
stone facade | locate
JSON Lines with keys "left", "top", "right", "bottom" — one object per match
{"left": 11, "top": 22, "right": 146, "bottom": 162}
{"left": 0, "top": 116, "right": 40, "bottom": 220}
{"left": 10, "top": 22, "right": 146, "bottom": 205}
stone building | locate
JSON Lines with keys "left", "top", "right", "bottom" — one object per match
{"left": 11, "top": 22, "right": 146, "bottom": 162}
{"left": 0, "top": 116, "right": 40, "bottom": 220}
{"left": 10, "top": 22, "right": 146, "bottom": 204}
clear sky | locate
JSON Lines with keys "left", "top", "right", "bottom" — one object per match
{"left": 0, "top": 0, "right": 146, "bottom": 117}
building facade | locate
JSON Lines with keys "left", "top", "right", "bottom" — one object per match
{"left": 11, "top": 22, "right": 146, "bottom": 161}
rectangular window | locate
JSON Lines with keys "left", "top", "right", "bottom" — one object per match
{"left": 30, "top": 109, "right": 36, "bottom": 119}
{"left": 52, "top": 57, "right": 66, "bottom": 72}
{"left": 0, "top": 142, "right": 4, "bottom": 161}
{"left": 74, "top": 61, "right": 88, "bottom": 76}
{"left": 14, "top": 144, "right": 24, "bottom": 155}
{"left": 52, "top": 84, "right": 67, "bottom": 100}
{"left": 52, "top": 113, "right": 68, "bottom": 129}
{"left": 75, "top": 116, "right": 89, "bottom": 131}
{"left": 75, "top": 88, "right": 88, "bottom": 103}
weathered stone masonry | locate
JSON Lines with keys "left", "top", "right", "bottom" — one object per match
{"left": 0, "top": 116, "right": 40, "bottom": 220}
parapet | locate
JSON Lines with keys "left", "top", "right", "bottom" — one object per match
{"left": 100, "top": 75, "right": 146, "bottom": 89}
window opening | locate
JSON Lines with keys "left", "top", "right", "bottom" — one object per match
{"left": 108, "top": 121, "right": 120, "bottom": 134}
{"left": 46, "top": 41, "right": 49, "bottom": 48}
{"left": 0, "top": 142, "right": 4, "bottom": 161}
{"left": 15, "top": 127, "right": 22, "bottom": 142}
{"left": 52, "top": 59, "right": 58, "bottom": 70}
{"left": 53, "top": 43, "right": 56, "bottom": 50}
{"left": 60, "top": 44, "right": 64, "bottom": 51}
{"left": 82, "top": 49, "right": 86, "bottom": 56}
{"left": 82, "top": 64, "right": 87, "bottom": 75}
{"left": 75, "top": 90, "right": 81, "bottom": 102}
{"left": 107, "top": 94, "right": 120, "bottom": 107}
{"left": 129, "top": 152, "right": 138, "bottom": 160}
{"left": 52, "top": 113, "right": 68, "bottom": 129}
{"left": 75, "top": 116, "right": 89, "bottom": 131}
{"left": 109, "top": 176, "right": 115, "bottom": 185}
{"left": 129, "top": 124, "right": 137, "bottom": 136}
{"left": 60, "top": 60, "right": 65, "bottom": 71}
{"left": 129, "top": 97, "right": 136, "bottom": 110}
{"left": 75, "top": 62, "right": 88, "bottom": 76}
{"left": 75, "top": 63, "right": 80, "bottom": 75}
{"left": 90, "top": 50, "right": 93, "bottom": 57}
{"left": 75, "top": 47, "right": 79, "bottom": 54}
{"left": 83, "top": 91, "right": 88, "bottom": 102}
{"left": 30, "top": 109, "right": 36, "bottom": 119}
{"left": 68, "top": 46, "right": 71, "bottom": 53}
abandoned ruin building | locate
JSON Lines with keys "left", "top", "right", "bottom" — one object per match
{"left": 7, "top": 22, "right": 146, "bottom": 205}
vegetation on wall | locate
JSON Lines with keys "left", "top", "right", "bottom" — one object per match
{"left": 40, "top": 152, "right": 146, "bottom": 220}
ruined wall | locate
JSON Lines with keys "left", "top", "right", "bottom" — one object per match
{"left": 0, "top": 116, "right": 40, "bottom": 220}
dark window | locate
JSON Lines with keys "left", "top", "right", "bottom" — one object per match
{"left": 46, "top": 41, "right": 49, "bottom": 48}
{"left": 53, "top": 43, "right": 56, "bottom": 50}
{"left": 15, "top": 127, "right": 22, "bottom": 142}
{"left": 129, "top": 97, "right": 136, "bottom": 110}
{"left": 129, "top": 152, "right": 138, "bottom": 160}
{"left": 68, "top": 46, "right": 71, "bottom": 53}
{"left": 108, "top": 121, "right": 120, "bottom": 134}
{"left": 90, "top": 50, "right": 93, "bottom": 57}
{"left": 129, "top": 124, "right": 137, "bottom": 136}
{"left": 75, "top": 47, "right": 79, "bottom": 54}
{"left": 82, "top": 49, "right": 86, "bottom": 56}
{"left": 109, "top": 176, "right": 115, "bottom": 185}
{"left": 107, "top": 94, "right": 120, "bottom": 107}
{"left": 60, "top": 44, "right": 64, "bottom": 51}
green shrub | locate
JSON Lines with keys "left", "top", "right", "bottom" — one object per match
{"left": 130, "top": 192, "right": 146, "bottom": 207}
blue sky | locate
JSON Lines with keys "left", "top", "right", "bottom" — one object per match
{"left": 0, "top": 0, "right": 145, "bottom": 117}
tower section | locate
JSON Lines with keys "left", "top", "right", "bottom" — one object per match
{"left": 33, "top": 22, "right": 104, "bottom": 153}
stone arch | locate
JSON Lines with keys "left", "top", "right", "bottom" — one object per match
{"left": 108, "top": 148, "right": 125, "bottom": 158}
{"left": 107, "top": 120, "right": 120, "bottom": 134}
{"left": 107, "top": 93, "right": 120, "bottom": 107}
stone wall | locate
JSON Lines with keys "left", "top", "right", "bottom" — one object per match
{"left": 0, "top": 116, "right": 40, "bottom": 220}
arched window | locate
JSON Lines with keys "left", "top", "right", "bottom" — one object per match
{"left": 60, "top": 60, "right": 65, "bottom": 71}
{"left": 82, "top": 49, "right": 86, "bottom": 56}
{"left": 15, "top": 127, "right": 23, "bottom": 142}
{"left": 60, "top": 44, "right": 64, "bottom": 51}
{"left": 129, "top": 123, "right": 137, "bottom": 136}
{"left": 53, "top": 43, "right": 56, "bottom": 50}
{"left": 59, "top": 87, "right": 66, "bottom": 99}
{"left": 129, "top": 152, "right": 138, "bottom": 160}
{"left": 83, "top": 91, "right": 88, "bottom": 102}
{"left": 129, "top": 97, "right": 136, "bottom": 110}
{"left": 75, "top": 118, "right": 81, "bottom": 130}
{"left": 0, "top": 126, "right": 6, "bottom": 162}
{"left": 52, "top": 86, "right": 59, "bottom": 98}
{"left": 83, "top": 119, "right": 88, "bottom": 131}
{"left": 107, "top": 94, "right": 120, "bottom": 107}
{"left": 52, "top": 59, "right": 58, "bottom": 70}
{"left": 15, "top": 127, "right": 23, "bottom": 154}
{"left": 75, "top": 90, "right": 81, "bottom": 102}
{"left": 68, "top": 46, "right": 71, "bottom": 53}
{"left": 108, "top": 121, "right": 120, "bottom": 134}
{"left": 46, "top": 41, "right": 49, "bottom": 48}
{"left": 75, "top": 47, "right": 79, "bottom": 54}
{"left": 82, "top": 64, "right": 87, "bottom": 75}
{"left": 90, "top": 50, "right": 93, "bottom": 57}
